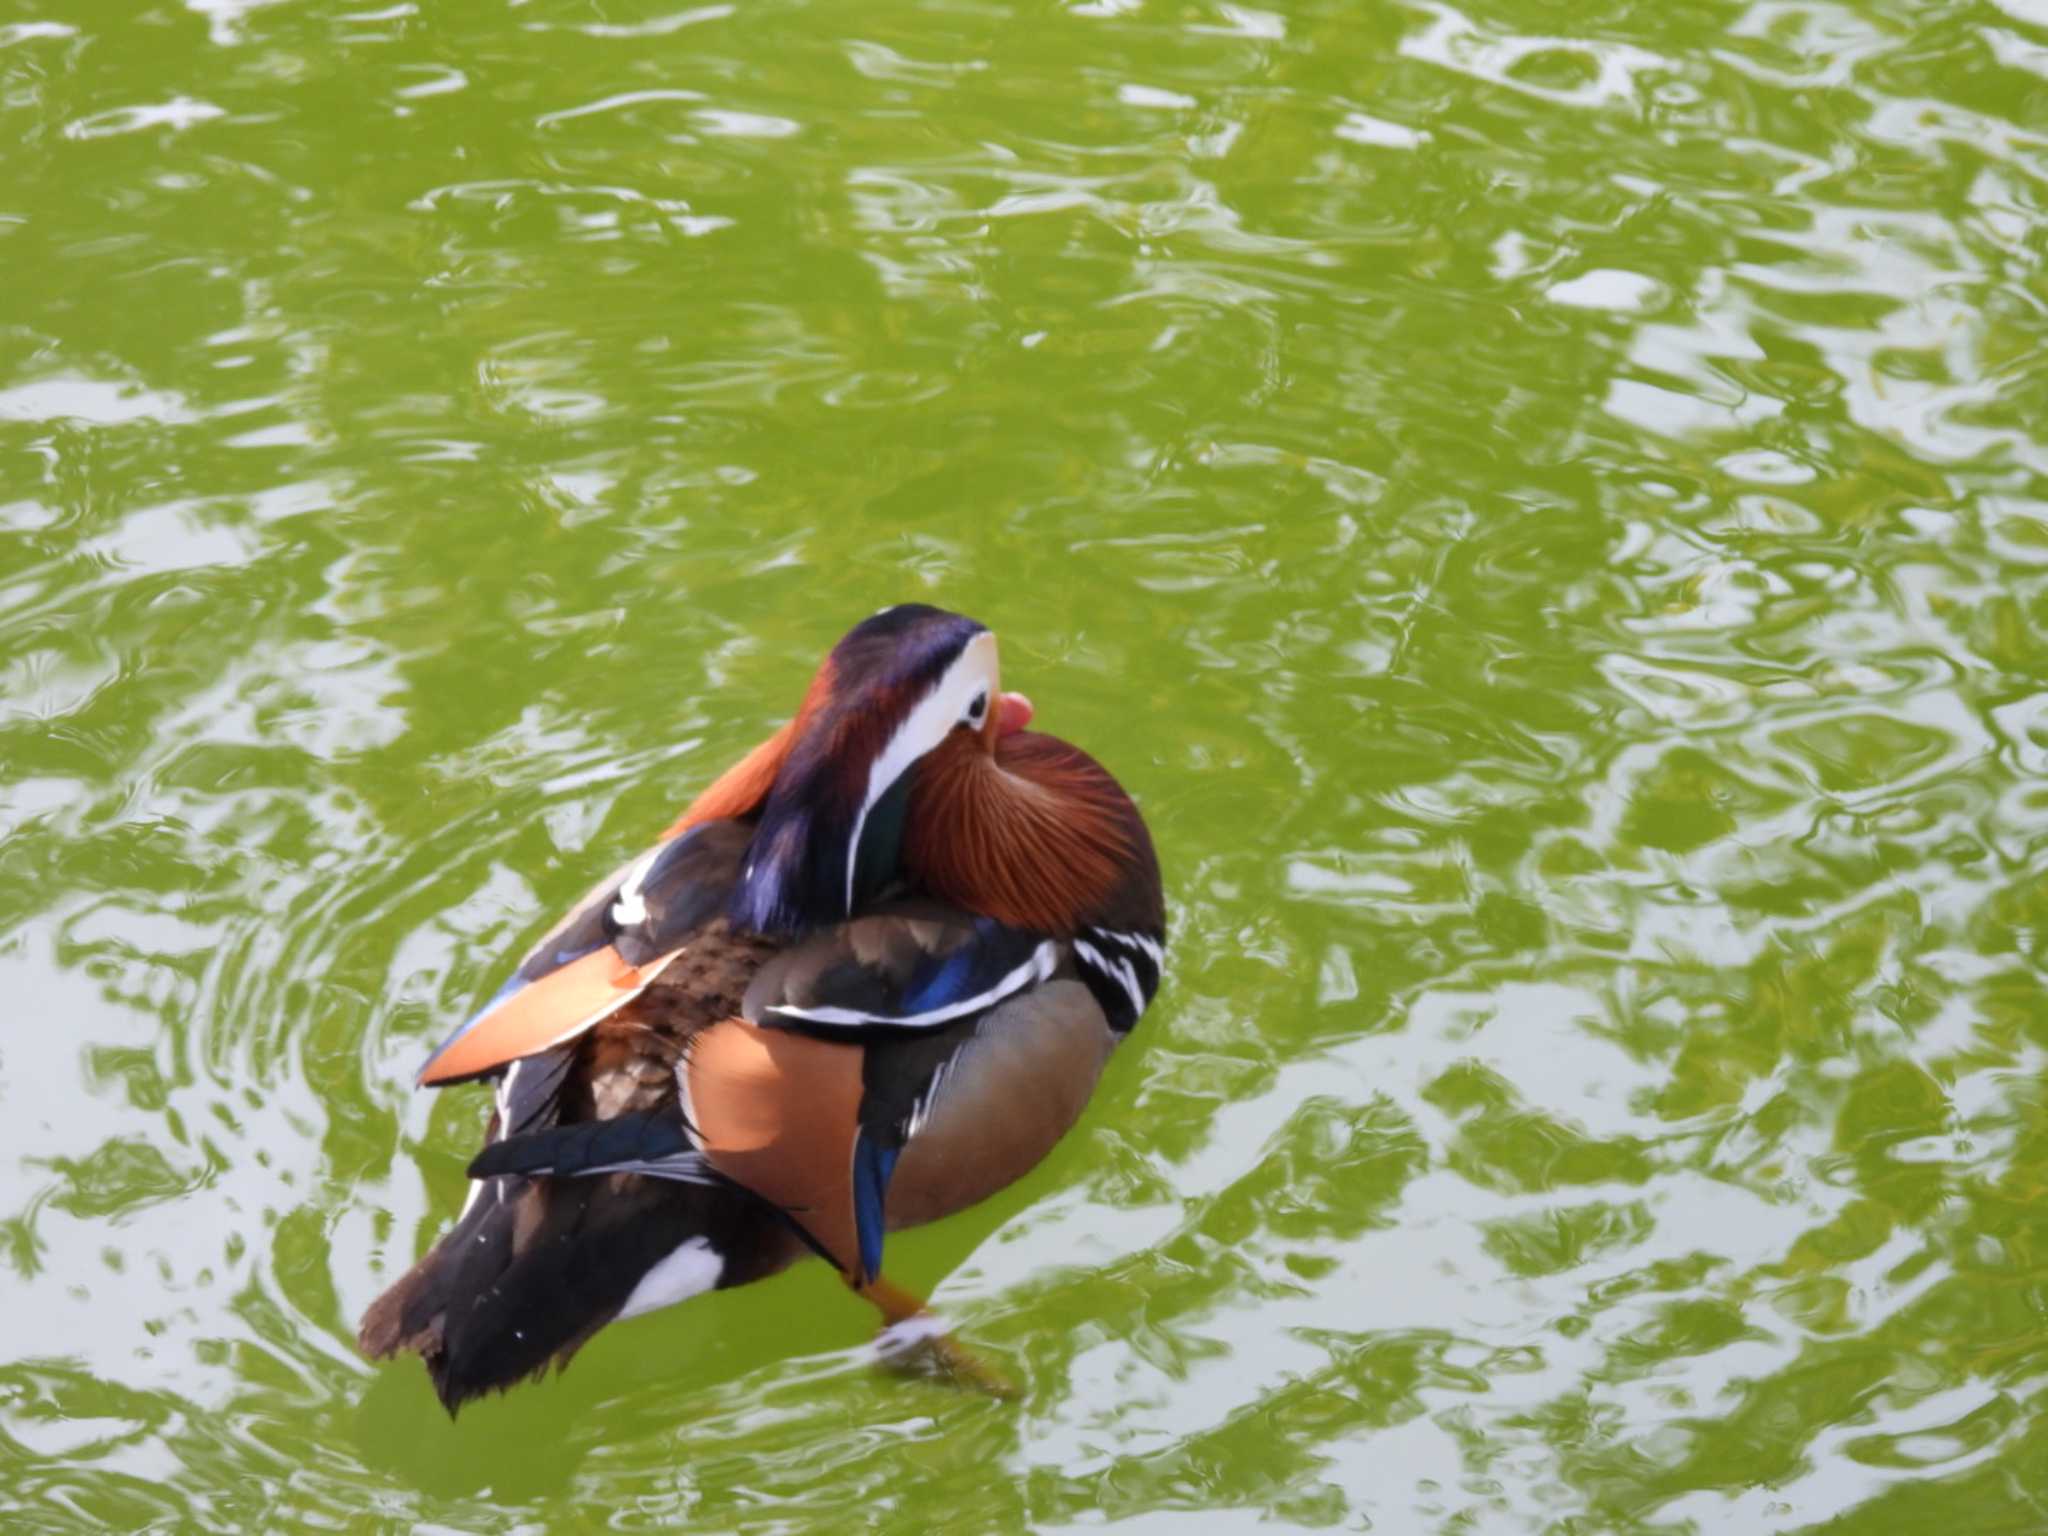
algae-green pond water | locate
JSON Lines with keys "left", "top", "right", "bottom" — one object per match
{"left": 3, "top": 0, "right": 2048, "bottom": 1530}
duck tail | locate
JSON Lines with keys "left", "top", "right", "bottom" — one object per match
{"left": 357, "top": 1165, "right": 798, "bottom": 1415}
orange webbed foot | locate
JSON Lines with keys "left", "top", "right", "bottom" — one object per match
{"left": 853, "top": 1275, "right": 1018, "bottom": 1400}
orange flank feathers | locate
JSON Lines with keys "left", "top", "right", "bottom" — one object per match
{"left": 685, "top": 1017, "right": 864, "bottom": 1269}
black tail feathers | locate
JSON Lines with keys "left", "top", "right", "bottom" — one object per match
{"left": 358, "top": 1167, "right": 798, "bottom": 1414}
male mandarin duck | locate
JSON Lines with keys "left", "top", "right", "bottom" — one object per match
{"left": 358, "top": 604, "right": 1165, "bottom": 1410}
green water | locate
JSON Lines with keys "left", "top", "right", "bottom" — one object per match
{"left": 5, "top": 0, "right": 2048, "bottom": 1529}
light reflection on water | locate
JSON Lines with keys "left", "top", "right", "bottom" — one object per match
{"left": 2, "top": 0, "right": 2047, "bottom": 1529}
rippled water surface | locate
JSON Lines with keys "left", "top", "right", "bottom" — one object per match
{"left": 6, "top": 0, "right": 2048, "bottom": 1530}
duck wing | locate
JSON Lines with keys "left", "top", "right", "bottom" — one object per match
{"left": 412, "top": 817, "right": 754, "bottom": 1086}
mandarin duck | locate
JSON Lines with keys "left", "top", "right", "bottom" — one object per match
{"left": 358, "top": 605, "right": 1165, "bottom": 1410}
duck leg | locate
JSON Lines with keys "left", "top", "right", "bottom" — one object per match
{"left": 852, "top": 1274, "right": 1017, "bottom": 1399}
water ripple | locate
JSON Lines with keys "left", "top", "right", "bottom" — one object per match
{"left": 3, "top": 0, "right": 2048, "bottom": 1529}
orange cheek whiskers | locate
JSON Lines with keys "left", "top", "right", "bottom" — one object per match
{"left": 906, "top": 731, "right": 1136, "bottom": 935}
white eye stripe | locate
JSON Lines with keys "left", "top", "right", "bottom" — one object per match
{"left": 844, "top": 632, "right": 1000, "bottom": 915}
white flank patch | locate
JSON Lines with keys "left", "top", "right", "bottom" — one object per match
{"left": 618, "top": 1236, "right": 725, "bottom": 1319}
{"left": 843, "top": 630, "right": 1000, "bottom": 915}
{"left": 773, "top": 941, "right": 1055, "bottom": 1030}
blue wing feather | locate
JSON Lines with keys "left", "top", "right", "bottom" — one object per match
{"left": 897, "top": 930, "right": 984, "bottom": 1014}
{"left": 852, "top": 1136, "right": 899, "bottom": 1285}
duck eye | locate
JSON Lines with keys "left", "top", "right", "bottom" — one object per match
{"left": 964, "top": 689, "right": 989, "bottom": 729}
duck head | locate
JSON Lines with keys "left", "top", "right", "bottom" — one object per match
{"left": 716, "top": 604, "right": 1032, "bottom": 933}
{"left": 676, "top": 603, "right": 1154, "bottom": 940}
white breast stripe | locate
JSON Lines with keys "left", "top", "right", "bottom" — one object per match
{"left": 1115, "top": 955, "right": 1144, "bottom": 1009}
{"left": 1075, "top": 938, "right": 1145, "bottom": 1018}
{"left": 1094, "top": 928, "right": 1164, "bottom": 971}
{"left": 773, "top": 940, "right": 1056, "bottom": 1030}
